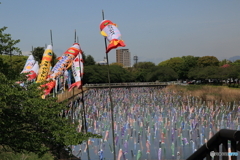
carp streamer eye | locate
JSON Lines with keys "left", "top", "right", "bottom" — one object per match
{"left": 48, "top": 52, "right": 52, "bottom": 56}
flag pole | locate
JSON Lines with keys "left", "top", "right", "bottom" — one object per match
{"left": 76, "top": 32, "right": 90, "bottom": 160}
{"left": 50, "top": 30, "right": 53, "bottom": 46}
{"left": 102, "top": 9, "right": 116, "bottom": 160}
{"left": 74, "top": 29, "right": 77, "bottom": 43}
{"left": 49, "top": 29, "right": 55, "bottom": 97}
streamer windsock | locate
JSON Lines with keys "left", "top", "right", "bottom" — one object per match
{"left": 42, "top": 43, "right": 81, "bottom": 96}
{"left": 100, "top": 19, "right": 125, "bottom": 53}
{"left": 36, "top": 45, "right": 53, "bottom": 83}
{"left": 136, "top": 150, "right": 142, "bottom": 160}
{"left": 117, "top": 149, "right": 123, "bottom": 160}
{"left": 158, "top": 148, "right": 162, "bottom": 160}
{"left": 98, "top": 150, "right": 103, "bottom": 160}
{"left": 26, "top": 61, "right": 39, "bottom": 80}
{"left": 21, "top": 55, "right": 36, "bottom": 74}
{"left": 68, "top": 53, "right": 84, "bottom": 91}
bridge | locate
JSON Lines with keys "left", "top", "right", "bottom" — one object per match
{"left": 83, "top": 81, "right": 180, "bottom": 88}
{"left": 57, "top": 81, "right": 180, "bottom": 102}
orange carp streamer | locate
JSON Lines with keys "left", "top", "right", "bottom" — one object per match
{"left": 42, "top": 43, "right": 82, "bottom": 96}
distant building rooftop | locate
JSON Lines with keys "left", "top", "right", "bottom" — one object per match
{"left": 96, "top": 57, "right": 107, "bottom": 65}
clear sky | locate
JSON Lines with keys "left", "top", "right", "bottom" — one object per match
{"left": 1, "top": 0, "right": 240, "bottom": 65}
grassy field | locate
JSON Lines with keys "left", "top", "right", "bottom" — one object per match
{"left": 0, "top": 152, "right": 54, "bottom": 160}
{"left": 164, "top": 84, "right": 240, "bottom": 105}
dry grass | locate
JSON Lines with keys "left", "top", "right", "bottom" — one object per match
{"left": 164, "top": 84, "right": 240, "bottom": 104}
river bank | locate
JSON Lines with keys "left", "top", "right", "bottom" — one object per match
{"left": 165, "top": 85, "right": 240, "bottom": 105}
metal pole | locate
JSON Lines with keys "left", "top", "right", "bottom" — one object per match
{"left": 74, "top": 30, "right": 77, "bottom": 43}
{"left": 50, "top": 30, "right": 53, "bottom": 46}
{"left": 49, "top": 30, "right": 55, "bottom": 96}
{"left": 77, "top": 34, "right": 90, "bottom": 160}
{"left": 102, "top": 10, "right": 116, "bottom": 160}
{"left": 80, "top": 84, "right": 90, "bottom": 160}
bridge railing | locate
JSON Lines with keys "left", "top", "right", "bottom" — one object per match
{"left": 56, "top": 81, "right": 183, "bottom": 101}
{"left": 187, "top": 129, "right": 240, "bottom": 160}
{"left": 84, "top": 81, "right": 182, "bottom": 87}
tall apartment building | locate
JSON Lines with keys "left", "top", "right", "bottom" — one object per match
{"left": 116, "top": 49, "right": 131, "bottom": 67}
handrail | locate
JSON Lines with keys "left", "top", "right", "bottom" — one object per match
{"left": 187, "top": 129, "right": 240, "bottom": 160}
{"left": 56, "top": 82, "right": 183, "bottom": 101}
{"left": 83, "top": 81, "right": 182, "bottom": 88}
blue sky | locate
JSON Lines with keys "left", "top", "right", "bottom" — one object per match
{"left": 1, "top": 0, "right": 240, "bottom": 65}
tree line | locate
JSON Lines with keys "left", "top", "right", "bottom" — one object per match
{"left": 84, "top": 56, "right": 240, "bottom": 85}
{"left": 2, "top": 26, "right": 240, "bottom": 85}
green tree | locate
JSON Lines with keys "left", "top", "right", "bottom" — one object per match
{"left": 188, "top": 66, "right": 219, "bottom": 80}
{"left": 158, "top": 57, "right": 184, "bottom": 79}
{"left": 134, "top": 62, "right": 155, "bottom": 69}
{"left": 218, "top": 65, "right": 240, "bottom": 86}
{"left": 133, "top": 62, "right": 156, "bottom": 82}
{"left": 83, "top": 65, "right": 133, "bottom": 83}
{"left": 0, "top": 56, "right": 10, "bottom": 76}
{"left": 224, "top": 66, "right": 240, "bottom": 79}
{"left": 32, "top": 47, "right": 57, "bottom": 67}
{"left": 0, "top": 55, "right": 27, "bottom": 79}
{"left": 219, "top": 59, "right": 232, "bottom": 67}
{"left": 188, "top": 67, "right": 199, "bottom": 80}
{"left": 134, "top": 71, "right": 146, "bottom": 82}
{"left": 110, "top": 62, "right": 123, "bottom": 67}
{"left": 0, "top": 73, "right": 99, "bottom": 158}
{"left": 231, "top": 59, "right": 240, "bottom": 66}
{"left": 146, "top": 66, "right": 178, "bottom": 82}
{"left": 84, "top": 55, "right": 96, "bottom": 66}
{"left": 202, "top": 66, "right": 220, "bottom": 79}
{"left": 197, "top": 56, "right": 219, "bottom": 67}
{"left": 83, "top": 65, "right": 107, "bottom": 83}
{"left": 0, "top": 26, "right": 21, "bottom": 55}
{"left": 181, "top": 56, "right": 199, "bottom": 79}
{"left": 218, "top": 66, "right": 230, "bottom": 80}
{"left": 109, "top": 65, "right": 133, "bottom": 82}
{"left": 32, "top": 47, "right": 45, "bottom": 63}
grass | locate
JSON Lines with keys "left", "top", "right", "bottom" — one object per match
{"left": 0, "top": 152, "right": 54, "bottom": 160}
{"left": 0, "top": 146, "right": 79, "bottom": 160}
{"left": 165, "top": 84, "right": 240, "bottom": 105}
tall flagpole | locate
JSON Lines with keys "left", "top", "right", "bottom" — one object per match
{"left": 72, "top": 30, "right": 76, "bottom": 104}
{"left": 102, "top": 10, "right": 116, "bottom": 160}
{"left": 74, "top": 29, "right": 77, "bottom": 43}
{"left": 76, "top": 31, "right": 90, "bottom": 160}
{"left": 50, "top": 29, "right": 54, "bottom": 68}
{"left": 50, "top": 30, "right": 55, "bottom": 97}
{"left": 50, "top": 30, "right": 53, "bottom": 46}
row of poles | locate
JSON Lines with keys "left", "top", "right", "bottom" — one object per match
{"left": 36, "top": 10, "right": 116, "bottom": 160}
{"left": 39, "top": 26, "right": 91, "bottom": 159}
{"left": 68, "top": 10, "right": 116, "bottom": 160}
{"left": 78, "top": 10, "right": 117, "bottom": 160}
{"left": 102, "top": 10, "right": 117, "bottom": 160}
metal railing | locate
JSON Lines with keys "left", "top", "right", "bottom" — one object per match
{"left": 83, "top": 81, "right": 182, "bottom": 87}
{"left": 187, "top": 129, "right": 240, "bottom": 160}
{"left": 56, "top": 81, "right": 184, "bottom": 102}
